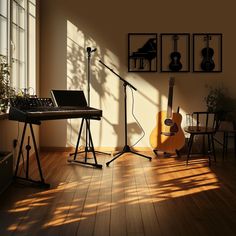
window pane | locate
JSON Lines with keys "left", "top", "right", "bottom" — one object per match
{"left": 29, "top": 1, "right": 35, "bottom": 16}
{"left": 28, "top": 12, "right": 36, "bottom": 90}
{"left": 0, "top": 0, "right": 7, "bottom": 17}
{"left": 14, "top": 0, "right": 25, "bottom": 9}
{"left": 11, "top": 24, "right": 18, "bottom": 60}
{"left": 1, "top": 0, "right": 36, "bottom": 93}
{"left": 0, "top": 16, "right": 7, "bottom": 55}
{"left": 12, "top": 1, "right": 25, "bottom": 29}
{"left": 29, "top": 0, "right": 36, "bottom": 5}
{"left": 12, "top": 20, "right": 26, "bottom": 89}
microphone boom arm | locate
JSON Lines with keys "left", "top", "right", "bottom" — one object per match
{"left": 99, "top": 60, "right": 137, "bottom": 91}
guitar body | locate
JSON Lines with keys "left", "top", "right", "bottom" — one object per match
{"left": 149, "top": 111, "right": 185, "bottom": 153}
{"left": 201, "top": 47, "right": 215, "bottom": 71}
{"left": 169, "top": 52, "right": 182, "bottom": 72}
{"left": 200, "top": 35, "right": 215, "bottom": 72}
{"left": 169, "top": 35, "right": 182, "bottom": 72}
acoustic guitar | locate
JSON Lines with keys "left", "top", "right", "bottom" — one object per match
{"left": 201, "top": 35, "right": 215, "bottom": 72}
{"left": 169, "top": 35, "right": 182, "bottom": 72}
{"left": 149, "top": 77, "right": 185, "bottom": 153}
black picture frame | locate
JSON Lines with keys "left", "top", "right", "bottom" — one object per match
{"left": 128, "top": 33, "right": 157, "bottom": 72}
{"left": 160, "top": 33, "right": 190, "bottom": 72}
{"left": 193, "top": 33, "right": 222, "bottom": 72}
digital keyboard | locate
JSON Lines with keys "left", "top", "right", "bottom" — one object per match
{"left": 9, "top": 96, "right": 102, "bottom": 123}
{"left": 9, "top": 106, "right": 102, "bottom": 123}
{"left": 10, "top": 95, "right": 103, "bottom": 188}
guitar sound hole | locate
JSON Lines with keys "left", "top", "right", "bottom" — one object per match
{"left": 164, "top": 118, "right": 174, "bottom": 126}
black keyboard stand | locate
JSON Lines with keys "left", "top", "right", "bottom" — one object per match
{"left": 14, "top": 122, "right": 50, "bottom": 188}
{"left": 68, "top": 118, "right": 103, "bottom": 168}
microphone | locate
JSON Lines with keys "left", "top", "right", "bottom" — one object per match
{"left": 86, "top": 47, "right": 97, "bottom": 53}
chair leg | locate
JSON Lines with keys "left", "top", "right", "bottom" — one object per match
{"left": 176, "top": 149, "right": 181, "bottom": 158}
{"left": 207, "top": 134, "right": 211, "bottom": 155}
{"left": 226, "top": 132, "right": 229, "bottom": 155}
{"left": 223, "top": 131, "right": 226, "bottom": 160}
{"left": 234, "top": 132, "right": 236, "bottom": 158}
{"left": 186, "top": 134, "right": 194, "bottom": 165}
{"left": 207, "top": 134, "right": 211, "bottom": 166}
{"left": 211, "top": 133, "right": 216, "bottom": 163}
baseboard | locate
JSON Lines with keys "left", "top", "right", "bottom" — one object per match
{"left": 40, "top": 146, "right": 75, "bottom": 152}
{"left": 40, "top": 146, "right": 152, "bottom": 152}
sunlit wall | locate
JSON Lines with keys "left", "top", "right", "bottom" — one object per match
{"left": 39, "top": 0, "right": 235, "bottom": 149}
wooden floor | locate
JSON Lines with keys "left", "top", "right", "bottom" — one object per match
{"left": 1, "top": 150, "right": 236, "bottom": 236}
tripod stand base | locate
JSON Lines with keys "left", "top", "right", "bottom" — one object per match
{"left": 70, "top": 146, "right": 111, "bottom": 157}
{"left": 106, "top": 145, "right": 152, "bottom": 166}
{"left": 67, "top": 159, "right": 102, "bottom": 168}
{"left": 68, "top": 118, "right": 103, "bottom": 168}
{"left": 14, "top": 176, "right": 50, "bottom": 188}
{"left": 68, "top": 148, "right": 103, "bottom": 168}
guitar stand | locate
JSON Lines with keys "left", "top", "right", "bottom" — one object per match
{"left": 14, "top": 122, "right": 50, "bottom": 188}
{"left": 68, "top": 118, "right": 103, "bottom": 168}
{"left": 153, "top": 149, "right": 181, "bottom": 158}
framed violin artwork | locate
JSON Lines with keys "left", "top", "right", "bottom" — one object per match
{"left": 160, "top": 33, "right": 190, "bottom": 72}
{"left": 193, "top": 33, "right": 222, "bottom": 72}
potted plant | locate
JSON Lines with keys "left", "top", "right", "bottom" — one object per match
{"left": 0, "top": 55, "right": 15, "bottom": 112}
{"left": 205, "top": 85, "right": 236, "bottom": 121}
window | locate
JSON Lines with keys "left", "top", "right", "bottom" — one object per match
{"left": 0, "top": 0, "right": 8, "bottom": 58}
{"left": 0, "top": 0, "right": 36, "bottom": 94}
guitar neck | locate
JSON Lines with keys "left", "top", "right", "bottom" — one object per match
{"left": 173, "top": 35, "right": 179, "bottom": 52}
{"left": 205, "top": 35, "right": 211, "bottom": 57}
{"left": 167, "top": 86, "right": 173, "bottom": 118}
{"left": 174, "top": 38, "right": 177, "bottom": 52}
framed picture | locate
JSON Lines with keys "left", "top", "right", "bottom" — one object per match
{"left": 128, "top": 33, "right": 157, "bottom": 72}
{"left": 160, "top": 33, "right": 190, "bottom": 72}
{"left": 193, "top": 33, "right": 222, "bottom": 72}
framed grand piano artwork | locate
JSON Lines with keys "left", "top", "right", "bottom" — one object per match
{"left": 160, "top": 33, "right": 190, "bottom": 72}
{"left": 192, "top": 33, "right": 222, "bottom": 72}
{"left": 128, "top": 33, "right": 157, "bottom": 72}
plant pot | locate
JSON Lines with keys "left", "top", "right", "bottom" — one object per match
{"left": 0, "top": 152, "right": 13, "bottom": 194}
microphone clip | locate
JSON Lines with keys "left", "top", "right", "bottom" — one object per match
{"left": 86, "top": 47, "right": 97, "bottom": 55}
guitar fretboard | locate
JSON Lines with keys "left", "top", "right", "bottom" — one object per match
{"left": 166, "top": 77, "right": 175, "bottom": 119}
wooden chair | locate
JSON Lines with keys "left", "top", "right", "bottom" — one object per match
{"left": 184, "top": 112, "right": 220, "bottom": 165}
{"left": 216, "top": 120, "right": 236, "bottom": 159}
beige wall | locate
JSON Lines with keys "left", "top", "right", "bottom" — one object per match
{"left": 39, "top": 0, "right": 236, "bottom": 148}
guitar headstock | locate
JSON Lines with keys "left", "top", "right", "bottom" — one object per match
{"left": 204, "top": 34, "right": 212, "bottom": 41}
{"left": 169, "top": 77, "right": 175, "bottom": 87}
{"left": 173, "top": 35, "right": 179, "bottom": 41}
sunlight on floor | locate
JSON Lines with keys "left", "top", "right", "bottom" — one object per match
{"left": 5, "top": 156, "right": 220, "bottom": 231}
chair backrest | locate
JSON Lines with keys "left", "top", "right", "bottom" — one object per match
{"left": 188, "top": 111, "right": 220, "bottom": 132}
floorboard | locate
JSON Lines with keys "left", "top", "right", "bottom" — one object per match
{"left": 0, "top": 151, "right": 236, "bottom": 235}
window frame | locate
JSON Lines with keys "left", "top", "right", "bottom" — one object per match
{"left": 0, "top": 0, "right": 36, "bottom": 94}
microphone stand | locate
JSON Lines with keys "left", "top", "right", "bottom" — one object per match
{"left": 72, "top": 48, "right": 110, "bottom": 158}
{"left": 99, "top": 60, "right": 152, "bottom": 166}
